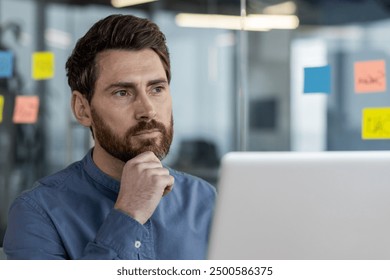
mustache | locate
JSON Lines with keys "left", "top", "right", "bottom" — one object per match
{"left": 125, "top": 119, "right": 167, "bottom": 137}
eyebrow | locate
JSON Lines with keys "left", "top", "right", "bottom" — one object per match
{"left": 104, "top": 78, "right": 168, "bottom": 92}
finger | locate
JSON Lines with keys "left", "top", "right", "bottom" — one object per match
{"left": 162, "top": 175, "right": 174, "bottom": 197}
{"left": 162, "top": 188, "right": 171, "bottom": 197}
{"left": 129, "top": 161, "right": 164, "bottom": 172}
{"left": 125, "top": 152, "right": 162, "bottom": 172}
{"left": 163, "top": 186, "right": 172, "bottom": 196}
{"left": 130, "top": 151, "right": 161, "bottom": 164}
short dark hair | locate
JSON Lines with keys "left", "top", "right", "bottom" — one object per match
{"left": 65, "top": 14, "right": 171, "bottom": 103}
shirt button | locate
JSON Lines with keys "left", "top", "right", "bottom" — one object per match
{"left": 134, "top": 241, "right": 142, "bottom": 248}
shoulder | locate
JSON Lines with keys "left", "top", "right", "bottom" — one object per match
{"left": 8, "top": 158, "right": 89, "bottom": 226}
{"left": 40, "top": 160, "right": 84, "bottom": 187}
{"left": 16, "top": 159, "right": 84, "bottom": 202}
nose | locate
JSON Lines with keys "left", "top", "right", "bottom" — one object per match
{"left": 134, "top": 94, "right": 156, "bottom": 121}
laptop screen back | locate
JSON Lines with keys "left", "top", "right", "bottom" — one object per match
{"left": 208, "top": 151, "right": 390, "bottom": 259}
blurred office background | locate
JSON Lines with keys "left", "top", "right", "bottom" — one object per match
{"left": 2, "top": 0, "right": 390, "bottom": 246}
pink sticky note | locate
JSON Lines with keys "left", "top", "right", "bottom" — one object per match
{"left": 354, "top": 60, "right": 386, "bottom": 93}
{"left": 13, "top": 96, "right": 40, "bottom": 124}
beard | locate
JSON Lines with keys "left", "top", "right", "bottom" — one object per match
{"left": 91, "top": 108, "right": 173, "bottom": 163}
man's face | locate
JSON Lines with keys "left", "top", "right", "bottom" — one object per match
{"left": 90, "top": 49, "right": 173, "bottom": 162}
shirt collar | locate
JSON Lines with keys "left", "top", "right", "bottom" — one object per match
{"left": 83, "top": 148, "right": 121, "bottom": 193}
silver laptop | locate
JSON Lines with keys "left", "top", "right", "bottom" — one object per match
{"left": 208, "top": 151, "right": 390, "bottom": 260}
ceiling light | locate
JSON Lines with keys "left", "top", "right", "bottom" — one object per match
{"left": 111, "top": 0, "right": 157, "bottom": 8}
{"left": 45, "top": 28, "right": 72, "bottom": 49}
{"left": 246, "top": 14, "right": 299, "bottom": 29}
{"left": 263, "top": 1, "right": 297, "bottom": 15}
{"left": 175, "top": 13, "right": 299, "bottom": 31}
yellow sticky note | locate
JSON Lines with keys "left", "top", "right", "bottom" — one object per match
{"left": 0, "top": 95, "right": 4, "bottom": 123}
{"left": 354, "top": 60, "right": 386, "bottom": 93}
{"left": 32, "top": 51, "right": 55, "bottom": 80}
{"left": 362, "top": 107, "right": 390, "bottom": 139}
{"left": 13, "top": 96, "right": 40, "bottom": 124}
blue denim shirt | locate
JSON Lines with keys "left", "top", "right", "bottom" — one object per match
{"left": 3, "top": 150, "right": 216, "bottom": 260}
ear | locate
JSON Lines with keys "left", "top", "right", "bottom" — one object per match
{"left": 71, "top": 91, "right": 92, "bottom": 127}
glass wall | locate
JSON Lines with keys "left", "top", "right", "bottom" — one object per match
{"left": 0, "top": 0, "right": 237, "bottom": 245}
{"left": 1, "top": 0, "right": 390, "bottom": 246}
{"left": 291, "top": 22, "right": 390, "bottom": 152}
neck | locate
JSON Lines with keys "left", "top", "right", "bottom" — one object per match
{"left": 92, "top": 144, "right": 125, "bottom": 181}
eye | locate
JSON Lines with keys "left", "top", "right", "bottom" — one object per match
{"left": 113, "top": 90, "right": 129, "bottom": 97}
{"left": 151, "top": 86, "right": 164, "bottom": 94}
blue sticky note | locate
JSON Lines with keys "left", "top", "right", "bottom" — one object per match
{"left": 0, "top": 51, "right": 13, "bottom": 78}
{"left": 304, "top": 65, "right": 331, "bottom": 94}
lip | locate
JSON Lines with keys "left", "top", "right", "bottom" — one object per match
{"left": 134, "top": 129, "right": 160, "bottom": 136}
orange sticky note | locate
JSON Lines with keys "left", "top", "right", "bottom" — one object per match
{"left": 362, "top": 107, "right": 390, "bottom": 139}
{"left": 0, "top": 95, "right": 4, "bottom": 123}
{"left": 13, "top": 96, "right": 40, "bottom": 124}
{"left": 32, "top": 51, "right": 55, "bottom": 80}
{"left": 354, "top": 60, "right": 386, "bottom": 93}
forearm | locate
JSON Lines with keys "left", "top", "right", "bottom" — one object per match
{"left": 80, "top": 209, "right": 152, "bottom": 260}
{"left": 3, "top": 199, "right": 151, "bottom": 260}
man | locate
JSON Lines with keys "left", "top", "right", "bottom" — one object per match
{"left": 3, "top": 14, "right": 216, "bottom": 260}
